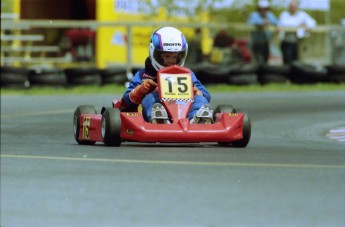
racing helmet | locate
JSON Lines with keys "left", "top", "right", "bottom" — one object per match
{"left": 149, "top": 27, "right": 188, "bottom": 71}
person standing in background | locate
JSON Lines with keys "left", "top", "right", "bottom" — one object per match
{"left": 247, "top": 0, "right": 278, "bottom": 65}
{"left": 278, "top": 0, "right": 317, "bottom": 65}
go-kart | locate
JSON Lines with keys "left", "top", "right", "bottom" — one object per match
{"left": 73, "top": 65, "right": 251, "bottom": 147}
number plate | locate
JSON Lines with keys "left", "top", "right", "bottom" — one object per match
{"left": 158, "top": 73, "right": 193, "bottom": 100}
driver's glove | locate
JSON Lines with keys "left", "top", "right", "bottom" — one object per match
{"left": 193, "top": 86, "right": 203, "bottom": 96}
{"left": 129, "top": 79, "right": 157, "bottom": 104}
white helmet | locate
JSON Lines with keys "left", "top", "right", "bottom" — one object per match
{"left": 149, "top": 27, "right": 188, "bottom": 71}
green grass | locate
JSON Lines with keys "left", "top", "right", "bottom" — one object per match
{"left": 207, "top": 83, "right": 345, "bottom": 93}
{"left": 1, "top": 83, "right": 344, "bottom": 96}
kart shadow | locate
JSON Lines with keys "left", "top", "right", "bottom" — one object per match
{"left": 92, "top": 142, "right": 234, "bottom": 148}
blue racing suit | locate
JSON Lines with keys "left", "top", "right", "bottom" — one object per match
{"left": 122, "top": 58, "right": 211, "bottom": 122}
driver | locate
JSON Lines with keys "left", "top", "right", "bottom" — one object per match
{"left": 122, "top": 26, "right": 213, "bottom": 124}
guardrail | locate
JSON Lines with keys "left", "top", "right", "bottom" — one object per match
{"left": 1, "top": 57, "right": 69, "bottom": 64}
{"left": 0, "top": 34, "right": 44, "bottom": 41}
{"left": 1, "top": 45, "right": 60, "bottom": 52}
{"left": 2, "top": 19, "right": 343, "bottom": 31}
{"left": 1, "top": 19, "right": 344, "bottom": 70}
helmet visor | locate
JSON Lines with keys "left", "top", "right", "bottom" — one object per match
{"left": 153, "top": 50, "right": 186, "bottom": 67}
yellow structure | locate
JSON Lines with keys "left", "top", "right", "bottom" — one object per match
{"left": 96, "top": 0, "right": 211, "bottom": 69}
{"left": 96, "top": 0, "right": 148, "bottom": 68}
{"left": 0, "top": 0, "right": 20, "bottom": 18}
{"left": 1, "top": 0, "right": 21, "bottom": 66}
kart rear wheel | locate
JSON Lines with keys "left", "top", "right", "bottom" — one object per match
{"left": 73, "top": 105, "right": 97, "bottom": 145}
{"left": 101, "top": 108, "right": 122, "bottom": 146}
{"left": 232, "top": 113, "right": 251, "bottom": 148}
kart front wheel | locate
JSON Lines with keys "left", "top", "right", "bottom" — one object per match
{"left": 214, "top": 105, "right": 251, "bottom": 147}
{"left": 73, "top": 105, "right": 97, "bottom": 145}
{"left": 213, "top": 104, "right": 237, "bottom": 121}
{"left": 101, "top": 108, "right": 122, "bottom": 147}
{"left": 232, "top": 113, "right": 251, "bottom": 148}
{"left": 214, "top": 104, "right": 236, "bottom": 146}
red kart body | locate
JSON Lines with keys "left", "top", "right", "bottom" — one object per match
{"left": 79, "top": 109, "right": 245, "bottom": 143}
{"left": 73, "top": 65, "right": 251, "bottom": 147}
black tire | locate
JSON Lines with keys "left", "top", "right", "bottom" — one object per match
{"left": 328, "top": 73, "right": 345, "bottom": 83}
{"left": 232, "top": 113, "right": 251, "bottom": 148}
{"left": 73, "top": 105, "right": 97, "bottom": 145}
{"left": 326, "top": 65, "right": 345, "bottom": 83}
{"left": 213, "top": 105, "right": 237, "bottom": 120}
{"left": 198, "top": 64, "right": 235, "bottom": 84}
{"left": 257, "top": 65, "right": 290, "bottom": 85}
{"left": 1, "top": 66, "right": 30, "bottom": 88}
{"left": 227, "top": 63, "right": 259, "bottom": 85}
{"left": 214, "top": 105, "right": 251, "bottom": 147}
{"left": 259, "top": 64, "right": 291, "bottom": 75}
{"left": 101, "top": 108, "right": 122, "bottom": 146}
{"left": 213, "top": 105, "right": 236, "bottom": 146}
{"left": 289, "top": 61, "right": 328, "bottom": 84}
{"left": 230, "top": 63, "right": 259, "bottom": 75}
{"left": 326, "top": 64, "right": 345, "bottom": 74}
{"left": 228, "top": 73, "right": 259, "bottom": 85}
{"left": 258, "top": 73, "right": 289, "bottom": 85}
{"left": 67, "top": 75, "right": 102, "bottom": 85}
{"left": 29, "top": 67, "right": 66, "bottom": 86}
{"left": 65, "top": 67, "right": 101, "bottom": 85}
{"left": 100, "top": 66, "right": 128, "bottom": 85}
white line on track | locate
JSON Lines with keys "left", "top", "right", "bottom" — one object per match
{"left": 326, "top": 126, "right": 345, "bottom": 143}
{"left": 1, "top": 109, "right": 74, "bottom": 118}
{"left": 1, "top": 154, "right": 344, "bottom": 169}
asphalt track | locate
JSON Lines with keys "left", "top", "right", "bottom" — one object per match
{"left": 1, "top": 91, "right": 345, "bottom": 227}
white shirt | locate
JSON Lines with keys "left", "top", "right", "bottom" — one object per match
{"left": 279, "top": 10, "right": 316, "bottom": 39}
{"left": 279, "top": 10, "right": 317, "bottom": 28}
